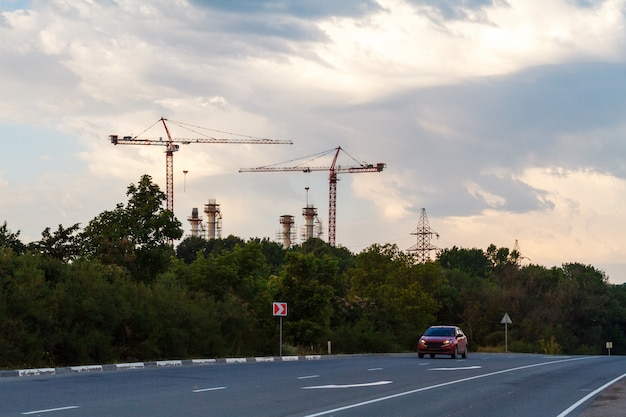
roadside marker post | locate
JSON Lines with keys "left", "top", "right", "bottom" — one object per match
{"left": 273, "top": 302, "right": 288, "bottom": 356}
{"left": 501, "top": 313, "right": 512, "bottom": 352}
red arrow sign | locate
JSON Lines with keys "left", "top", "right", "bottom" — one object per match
{"left": 273, "top": 302, "right": 287, "bottom": 316}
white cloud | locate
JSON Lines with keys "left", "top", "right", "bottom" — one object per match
{"left": 1, "top": 0, "right": 626, "bottom": 283}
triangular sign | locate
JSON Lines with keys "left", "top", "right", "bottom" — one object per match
{"left": 500, "top": 313, "right": 512, "bottom": 324}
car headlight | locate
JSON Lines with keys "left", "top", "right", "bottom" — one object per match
{"left": 419, "top": 339, "right": 426, "bottom": 346}
{"left": 442, "top": 339, "right": 452, "bottom": 345}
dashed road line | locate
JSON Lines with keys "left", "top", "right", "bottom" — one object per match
{"left": 22, "top": 406, "right": 79, "bottom": 415}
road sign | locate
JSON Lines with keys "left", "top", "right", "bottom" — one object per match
{"left": 273, "top": 302, "right": 288, "bottom": 357}
{"left": 501, "top": 313, "right": 512, "bottom": 352}
{"left": 500, "top": 313, "right": 512, "bottom": 324}
{"left": 273, "top": 302, "right": 287, "bottom": 317}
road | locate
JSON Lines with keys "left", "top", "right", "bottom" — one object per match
{"left": 2, "top": 353, "right": 625, "bottom": 417}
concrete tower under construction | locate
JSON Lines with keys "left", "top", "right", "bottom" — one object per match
{"left": 302, "top": 204, "right": 317, "bottom": 241}
{"left": 278, "top": 215, "right": 296, "bottom": 249}
{"left": 187, "top": 207, "right": 204, "bottom": 237}
{"left": 204, "top": 198, "right": 222, "bottom": 240}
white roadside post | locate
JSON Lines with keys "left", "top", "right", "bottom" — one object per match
{"left": 501, "top": 313, "right": 512, "bottom": 353}
{"left": 273, "top": 302, "right": 288, "bottom": 356}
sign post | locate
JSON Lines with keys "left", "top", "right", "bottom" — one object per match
{"left": 273, "top": 302, "right": 288, "bottom": 356}
{"left": 606, "top": 341, "right": 613, "bottom": 356}
{"left": 500, "top": 313, "right": 512, "bottom": 352}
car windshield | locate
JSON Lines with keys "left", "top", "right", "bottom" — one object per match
{"left": 424, "top": 327, "right": 455, "bottom": 337}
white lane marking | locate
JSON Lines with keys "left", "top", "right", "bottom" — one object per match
{"left": 303, "top": 381, "right": 392, "bottom": 389}
{"left": 368, "top": 368, "right": 383, "bottom": 371}
{"left": 429, "top": 366, "right": 482, "bottom": 371}
{"left": 302, "top": 356, "right": 593, "bottom": 417}
{"left": 192, "top": 386, "right": 227, "bottom": 393}
{"left": 555, "top": 371, "right": 626, "bottom": 417}
{"left": 298, "top": 375, "right": 320, "bottom": 380}
{"left": 22, "top": 406, "right": 79, "bottom": 415}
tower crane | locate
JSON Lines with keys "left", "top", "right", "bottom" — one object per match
{"left": 239, "top": 146, "right": 386, "bottom": 246}
{"left": 110, "top": 117, "right": 293, "bottom": 215}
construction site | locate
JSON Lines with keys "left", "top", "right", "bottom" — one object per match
{"left": 110, "top": 118, "right": 443, "bottom": 258}
{"left": 110, "top": 119, "right": 392, "bottom": 245}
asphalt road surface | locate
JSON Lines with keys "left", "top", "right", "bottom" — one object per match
{"left": 2, "top": 353, "right": 625, "bottom": 417}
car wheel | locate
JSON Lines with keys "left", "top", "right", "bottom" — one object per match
{"left": 451, "top": 346, "right": 457, "bottom": 359}
{"left": 461, "top": 346, "right": 468, "bottom": 359}
{"left": 429, "top": 354, "right": 435, "bottom": 359}
{"left": 418, "top": 353, "right": 424, "bottom": 358}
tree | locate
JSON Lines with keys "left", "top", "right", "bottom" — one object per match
{"left": 275, "top": 251, "right": 335, "bottom": 348}
{"left": 345, "top": 244, "right": 438, "bottom": 351}
{"left": 29, "top": 223, "right": 81, "bottom": 262}
{"left": 81, "top": 175, "right": 183, "bottom": 282}
{"left": 176, "top": 236, "right": 209, "bottom": 264}
{"left": 486, "top": 244, "right": 520, "bottom": 274}
{"left": 437, "top": 246, "right": 491, "bottom": 278}
{"left": 0, "top": 221, "right": 26, "bottom": 254}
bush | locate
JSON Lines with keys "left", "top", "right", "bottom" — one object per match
{"left": 539, "top": 336, "right": 563, "bottom": 355}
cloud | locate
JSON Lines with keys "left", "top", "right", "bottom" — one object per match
{"left": 1, "top": 0, "right": 626, "bottom": 282}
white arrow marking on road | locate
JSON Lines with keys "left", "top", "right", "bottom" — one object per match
{"left": 302, "top": 381, "right": 392, "bottom": 389}
{"left": 22, "top": 406, "right": 79, "bottom": 415}
{"left": 429, "top": 366, "right": 482, "bottom": 371}
{"left": 193, "top": 386, "right": 227, "bottom": 393}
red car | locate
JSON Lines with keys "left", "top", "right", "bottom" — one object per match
{"left": 418, "top": 325, "right": 468, "bottom": 359}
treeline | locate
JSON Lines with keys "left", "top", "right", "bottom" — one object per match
{"left": 1, "top": 175, "right": 625, "bottom": 369}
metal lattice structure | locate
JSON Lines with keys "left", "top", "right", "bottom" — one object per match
{"left": 110, "top": 117, "right": 293, "bottom": 215}
{"left": 407, "top": 208, "right": 440, "bottom": 263}
{"left": 240, "top": 147, "right": 385, "bottom": 246}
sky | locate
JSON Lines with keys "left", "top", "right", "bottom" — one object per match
{"left": 1, "top": 0, "right": 626, "bottom": 284}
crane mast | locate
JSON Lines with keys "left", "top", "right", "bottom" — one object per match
{"left": 239, "top": 146, "right": 385, "bottom": 246}
{"left": 161, "top": 117, "right": 175, "bottom": 212}
{"left": 110, "top": 117, "right": 293, "bottom": 217}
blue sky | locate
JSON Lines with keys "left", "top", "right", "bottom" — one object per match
{"left": 1, "top": 0, "right": 626, "bottom": 283}
{"left": 0, "top": 0, "right": 29, "bottom": 11}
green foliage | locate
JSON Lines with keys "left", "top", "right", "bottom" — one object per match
{"left": 539, "top": 335, "right": 563, "bottom": 355}
{"left": 81, "top": 175, "right": 183, "bottom": 283}
{"left": 437, "top": 246, "right": 491, "bottom": 278}
{"left": 343, "top": 244, "right": 439, "bottom": 352}
{"left": 276, "top": 251, "right": 336, "bottom": 348}
{"left": 2, "top": 173, "right": 626, "bottom": 369}
{"left": 29, "top": 223, "right": 81, "bottom": 262}
{"left": 0, "top": 222, "right": 26, "bottom": 254}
